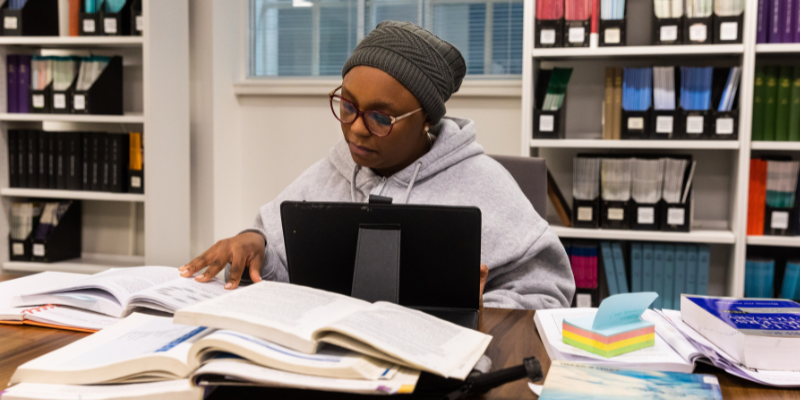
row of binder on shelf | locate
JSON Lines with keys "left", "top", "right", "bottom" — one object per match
{"left": 548, "top": 155, "right": 696, "bottom": 232}
{"left": 0, "top": 0, "right": 141, "bottom": 37}
{"left": 756, "top": 0, "right": 800, "bottom": 44}
{"left": 745, "top": 245, "right": 800, "bottom": 300}
{"left": 7, "top": 130, "right": 144, "bottom": 193}
{"left": 747, "top": 157, "right": 800, "bottom": 237}
{"left": 752, "top": 65, "right": 800, "bottom": 142}
{"left": 534, "top": 65, "right": 741, "bottom": 140}
{"left": 535, "top": 0, "right": 744, "bottom": 48}
{"left": 565, "top": 240, "right": 710, "bottom": 309}
{"left": 7, "top": 54, "right": 123, "bottom": 115}
{"left": 9, "top": 200, "right": 80, "bottom": 262}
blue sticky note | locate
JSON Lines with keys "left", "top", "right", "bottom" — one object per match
{"left": 592, "top": 292, "right": 659, "bottom": 330}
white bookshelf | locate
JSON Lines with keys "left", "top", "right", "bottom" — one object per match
{"left": 0, "top": 0, "right": 190, "bottom": 274}
{"left": 523, "top": 0, "right": 764, "bottom": 297}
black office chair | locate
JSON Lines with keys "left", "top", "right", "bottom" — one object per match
{"left": 490, "top": 155, "right": 548, "bottom": 216}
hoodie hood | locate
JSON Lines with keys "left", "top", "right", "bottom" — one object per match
{"left": 328, "top": 117, "right": 484, "bottom": 202}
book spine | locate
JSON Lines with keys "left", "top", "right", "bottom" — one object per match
{"left": 37, "top": 131, "right": 48, "bottom": 189}
{"left": 764, "top": 66, "right": 779, "bottom": 141}
{"left": 758, "top": 0, "right": 768, "bottom": 43}
{"left": 781, "top": 262, "right": 800, "bottom": 299}
{"left": 69, "top": 0, "right": 80, "bottom": 36}
{"left": 601, "top": 241, "right": 618, "bottom": 296}
{"left": 8, "top": 130, "right": 17, "bottom": 188}
{"left": 631, "top": 243, "right": 642, "bottom": 292}
{"left": 612, "top": 242, "right": 628, "bottom": 293}
{"left": 686, "top": 246, "right": 698, "bottom": 295}
{"left": 767, "top": 260, "right": 776, "bottom": 297}
{"left": 789, "top": 66, "right": 800, "bottom": 141}
{"left": 82, "top": 132, "right": 90, "bottom": 190}
{"left": 128, "top": 132, "right": 144, "bottom": 194}
{"left": 642, "top": 243, "right": 654, "bottom": 293}
{"left": 776, "top": 66, "right": 793, "bottom": 141}
{"left": 91, "top": 133, "right": 102, "bottom": 191}
{"left": 7, "top": 55, "right": 18, "bottom": 114}
{"left": 17, "top": 55, "right": 30, "bottom": 114}
{"left": 47, "top": 131, "right": 56, "bottom": 189}
{"left": 697, "top": 245, "right": 710, "bottom": 296}
{"left": 56, "top": 133, "right": 66, "bottom": 190}
{"left": 785, "top": 0, "right": 795, "bottom": 43}
{"left": 67, "top": 132, "right": 83, "bottom": 191}
{"left": 101, "top": 134, "right": 110, "bottom": 192}
{"left": 653, "top": 244, "right": 665, "bottom": 309}
{"left": 745, "top": 260, "right": 754, "bottom": 297}
{"left": 663, "top": 245, "right": 675, "bottom": 310}
{"left": 612, "top": 68, "right": 622, "bottom": 140}
{"left": 753, "top": 66, "right": 766, "bottom": 141}
{"left": 17, "top": 130, "right": 27, "bottom": 188}
{"left": 27, "top": 131, "right": 38, "bottom": 189}
{"left": 674, "top": 245, "right": 687, "bottom": 310}
{"left": 796, "top": 0, "right": 800, "bottom": 42}
{"left": 771, "top": 0, "right": 784, "bottom": 43}
{"left": 603, "top": 67, "right": 614, "bottom": 139}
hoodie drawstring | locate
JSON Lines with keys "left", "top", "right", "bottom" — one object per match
{"left": 403, "top": 162, "right": 422, "bottom": 204}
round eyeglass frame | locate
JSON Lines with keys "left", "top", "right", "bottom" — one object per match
{"left": 328, "top": 86, "right": 422, "bottom": 137}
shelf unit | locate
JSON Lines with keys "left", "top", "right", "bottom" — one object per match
{"left": 522, "top": 0, "right": 765, "bottom": 297}
{"left": 0, "top": 0, "right": 190, "bottom": 274}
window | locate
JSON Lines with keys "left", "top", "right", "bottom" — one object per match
{"left": 249, "top": 0, "right": 523, "bottom": 78}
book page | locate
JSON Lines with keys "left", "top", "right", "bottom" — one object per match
{"left": 316, "top": 302, "right": 492, "bottom": 379}
{"left": 25, "top": 305, "right": 119, "bottom": 331}
{"left": 2, "top": 380, "right": 203, "bottom": 400}
{"left": 0, "top": 272, "right": 87, "bottom": 318}
{"left": 127, "top": 276, "right": 228, "bottom": 313}
{"left": 174, "top": 281, "right": 370, "bottom": 352}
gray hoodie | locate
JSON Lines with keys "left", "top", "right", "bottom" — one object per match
{"left": 235, "top": 117, "right": 575, "bottom": 310}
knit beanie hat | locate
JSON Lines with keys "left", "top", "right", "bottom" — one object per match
{"left": 342, "top": 21, "right": 466, "bottom": 124}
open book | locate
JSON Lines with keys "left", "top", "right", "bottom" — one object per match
{"left": 174, "top": 281, "right": 492, "bottom": 380}
{"left": 0, "top": 380, "right": 203, "bottom": 400}
{"left": 1, "top": 272, "right": 119, "bottom": 332}
{"left": 12, "top": 266, "right": 229, "bottom": 318}
{"left": 11, "top": 313, "right": 414, "bottom": 387}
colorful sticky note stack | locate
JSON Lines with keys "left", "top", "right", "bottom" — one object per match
{"left": 561, "top": 292, "right": 658, "bottom": 358}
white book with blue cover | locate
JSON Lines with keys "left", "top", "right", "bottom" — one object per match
{"left": 681, "top": 295, "right": 800, "bottom": 371}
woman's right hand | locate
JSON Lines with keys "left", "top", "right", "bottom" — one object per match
{"left": 179, "top": 232, "right": 266, "bottom": 290}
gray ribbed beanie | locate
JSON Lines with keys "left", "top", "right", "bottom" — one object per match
{"left": 342, "top": 21, "right": 466, "bottom": 124}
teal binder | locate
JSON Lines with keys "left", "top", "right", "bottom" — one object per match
{"left": 642, "top": 244, "right": 654, "bottom": 293}
{"left": 697, "top": 245, "right": 710, "bottom": 296}
{"left": 612, "top": 242, "right": 629, "bottom": 293}
{"left": 764, "top": 260, "right": 776, "bottom": 298}
{"left": 601, "top": 242, "right": 618, "bottom": 296}
{"left": 663, "top": 245, "right": 675, "bottom": 310}
{"left": 780, "top": 261, "right": 800, "bottom": 300}
{"left": 686, "top": 246, "right": 698, "bottom": 295}
{"left": 653, "top": 245, "right": 665, "bottom": 309}
{"left": 631, "top": 243, "right": 643, "bottom": 293}
{"left": 673, "top": 245, "right": 687, "bottom": 310}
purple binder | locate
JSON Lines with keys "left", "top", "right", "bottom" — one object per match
{"left": 17, "top": 55, "right": 30, "bottom": 114}
{"left": 758, "top": 0, "right": 769, "bottom": 43}
{"left": 785, "top": 0, "right": 795, "bottom": 43}
{"left": 795, "top": 0, "right": 800, "bottom": 42}
{"left": 770, "top": 0, "right": 783, "bottom": 43}
{"left": 7, "top": 55, "right": 17, "bottom": 113}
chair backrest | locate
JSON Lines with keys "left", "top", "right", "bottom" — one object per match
{"left": 490, "top": 155, "right": 548, "bottom": 216}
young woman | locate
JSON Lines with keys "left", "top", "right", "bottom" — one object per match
{"left": 180, "top": 21, "right": 575, "bottom": 310}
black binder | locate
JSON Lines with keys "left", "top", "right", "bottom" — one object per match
{"left": 0, "top": 0, "right": 59, "bottom": 36}
{"left": 36, "top": 130, "right": 47, "bottom": 189}
{"left": 8, "top": 130, "right": 17, "bottom": 188}
{"left": 17, "top": 130, "right": 27, "bottom": 188}
{"left": 66, "top": 132, "right": 82, "bottom": 191}
{"left": 281, "top": 201, "right": 482, "bottom": 330}
{"left": 26, "top": 130, "right": 38, "bottom": 189}
{"left": 109, "top": 133, "right": 129, "bottom": 193}
{"left": 55, "top": 132, "right": 66, "bottom": 189}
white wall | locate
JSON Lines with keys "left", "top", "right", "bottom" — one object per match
{"left": 187, "top": 1, "right": 523, "bottom": 257}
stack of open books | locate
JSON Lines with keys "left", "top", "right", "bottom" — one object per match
{"left": 2, "top": 269, "right": 492, "bottom": 399}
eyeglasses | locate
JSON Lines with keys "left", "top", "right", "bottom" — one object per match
{"left": 329, "top": 86, "right": 422, "bottom": 137}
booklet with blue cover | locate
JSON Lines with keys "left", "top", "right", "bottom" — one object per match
{"left": 681, "top": 295, "right": 800, "bottom": 371}
{"left": 539, "top": 360, "right": 723, "bottom": 400}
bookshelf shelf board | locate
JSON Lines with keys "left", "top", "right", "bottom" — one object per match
{"left": 551, "top": 226, "right": 736, "bottom": 244}
{"left": 746, "top": 236, "right": 800, "bottom": 247}
{"left": 532, "top": 45, "right": 744, "bottom": 59}
{"left": 530, "top": 139, "right": 740, "bottom": 149}
{"left": 750, "top": 141, "right": 800, "bottom": 151}
{"left": 0, "top": 188, "right": 145, "bottom": 202}
{"left": 0, "top": 113, "right": 144, "bottom": 124}
{"left": 3, "top": 254, "right": 145, "bottom": 274}
{"left": 0, "top": 36, "right": 142, "bottom": 48}
{"left": 755, "top": 44, "right": 800, "bottom": 54}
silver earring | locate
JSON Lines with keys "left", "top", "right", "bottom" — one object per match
{"left": 424, "top": 125, "right": 429, "bottom": 133}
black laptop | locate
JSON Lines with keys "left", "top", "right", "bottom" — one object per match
{"left": 280, "top": 201, "right": 482, "bottom": 329}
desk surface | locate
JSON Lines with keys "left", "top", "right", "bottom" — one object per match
{"left": 0, "top": 272, "right": 798, "bottom": 399}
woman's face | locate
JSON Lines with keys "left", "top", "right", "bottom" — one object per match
{"left": 340, "top": 66, "right": 429, "bottom": 176}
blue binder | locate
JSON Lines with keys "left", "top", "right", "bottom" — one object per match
{"left": 663, "top": 245, "right": 675, "bottom": 310}
{"left": 780, "top": 261, "right": 800, "bottom": 300}
{"left": 696, "top": 245, "right": 710, "bottom": 296}
{"left": 600, "top": 242, "right": 618, "bottom": 296}
{"left": 763, "top": 260, "right": 776, "bottom": 298}
{"left": 745, "top": 259, "right": 758, "bottom": 298}
{"left": 686, "top": 246, "right": 698, "bottom": 295}
{"left": 653, "top": 244, "right": 665, "bottom": 309}
{"left": 674, "top": 245, "right": 687, "bottom": 310}
{"left": 612, "top": 242, "right": 629, "bottom": 293}
{"left": 631, "top": 243, "right": 643, "bottom": 293}
{"left": 642, "top": 243, "right": 654, "bottom": 293}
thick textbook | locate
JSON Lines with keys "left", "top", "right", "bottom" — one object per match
{"left": 174, "top": 281, "right": 492, "bottom": 380}
{"left": 539, "top": 361, "right": 722, "bottom": 400}
{"left": 10, "top": 313, "right": 410, "bottom": 387}
{"left": 681, "top": 295, "right": 800, "bottom": 370}
{"left": 0, "top": 380, "right": 203, "bottom": 400}
{"left": 12, "top": 266, "right": 228, "bottom": 318}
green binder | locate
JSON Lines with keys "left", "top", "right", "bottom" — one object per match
{"left": 776, "top": 66, "right": 793, "bottom": 142}
{"left": 789, "top": 67, "right": 800, "bottom": 142}
{"left": 764, "top": 66, "right": 779, "bottom": 141}
{"left": 752, "top": 66, "right": 765, "bottom": 141}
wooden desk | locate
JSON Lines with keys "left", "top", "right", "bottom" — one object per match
{"left": 0, "top": 273, "right": 797, "bottom": 399}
